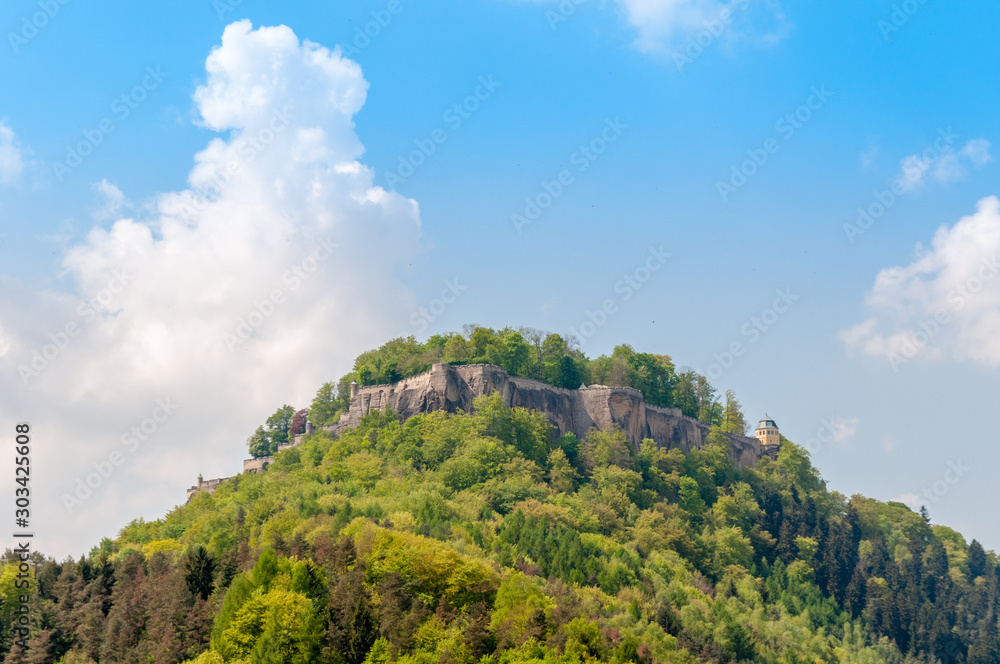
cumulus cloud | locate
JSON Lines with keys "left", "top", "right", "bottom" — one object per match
{"left": 615, "top": 0, "right": 789, "bottom": 54}
{"left": 896, "top": 138, "right": 991, "bottom": 193}
{"left": 0, "top": 21, "right": 421, "bottom": 557}
{"left": 840, "top": 196, "right": 1000, "bottom": 369}
{"left": 0, "top": 121, "right": 25, "bottom": 184}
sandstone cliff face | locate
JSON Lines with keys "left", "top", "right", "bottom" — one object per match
{"left": 327, "top": 363, "right": 765, "bottom": 469}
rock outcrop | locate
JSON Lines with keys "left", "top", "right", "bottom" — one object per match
{"left": 326, "top": 362, "right": 766, "bottom": 469}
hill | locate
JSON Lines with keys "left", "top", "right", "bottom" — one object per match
{"left": 3, "top": 331, "right": 999, "bottom": 664}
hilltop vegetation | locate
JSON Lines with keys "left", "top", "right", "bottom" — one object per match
{"left": 255, "top": 327, "right": 746, "bottom": 459}
{"left": 4, "top": 392, "right": 999, "bottom": 663}
{"left": 307, "top": 327, "right": 738, "bottom": 430}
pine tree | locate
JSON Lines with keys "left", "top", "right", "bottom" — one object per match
{"left": 184, "top": 546, "right": 217, "bottom": 601}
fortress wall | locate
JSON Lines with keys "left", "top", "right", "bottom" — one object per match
{"left": 325, "top": 362, "right": 765, "bottom": 469}
{"left": 186, "top": 475, "right": 234, "bottom": 502}
{"left": 188, "top": 362, "right": 768, "bottom": 502}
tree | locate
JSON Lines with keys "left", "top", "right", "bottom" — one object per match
{"left": 694, "top": 374, "right": 722, "bottom": 425}
{"left": 678, "top": 476, "right": 707, "bottom": 515}
{"left": 309, "top": 383, "right": 340, "bottom": 427}
{"left": 247, "top": 426, "right": 271, "bottom": 459}
{"left": 968, "top": 539, "right": 987, "bottom": 580}
{"left": 24, "top": 630, "right": 55, "bottom": 664}
{"left": 443, "top": 335, "right": 470, "bottom": 364}
{"left": 185, "top": 546, "right": 217, "bottom": 601}
{"left": 266, "top": 405, "right": 296, "bottom": 447}
{"left": 673, "top": 370, "right": 699, "bottom": 419}
{"left": 474, "top": 393, "right": 551, "bottom": 466}
{"left": 722, "top": 390, "right": 748, "bottom": 435}
{"left": 247, "top": 405, "right": 297, "bottom": 457}
{"left": 488, "top": 331, "right": 532, "bottom": 376}
{"left": 547, "top": 449, "right": 577, "bottom": 494}
{"left": 541, "top": 334, "right": 584, "bottom": 389}
{"left": 290, "top": 408, "right": 309, "bottom": 436}
{"left": 581, "top": 427, "right": 635, "bottom": 473}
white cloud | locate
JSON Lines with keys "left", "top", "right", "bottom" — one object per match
{"left": 517, "top": 0, "right": 789, "bottom": 54}
{"left": 860, "top": 144, "right": 880, "bottom": 170}
{"left": 0, "top": 21, "right": 421, "bottom": 558}
{"left": 92, "top": 179, "right": 130, "bottom": 221}
{"left": 616, "top": 0, "right": 789, "bottom": 54}
{"left": 895, "top": 492, "right": 923, "bottom": 510}
{"left": 841, "top": 196, "right": 1000, "bottom": 368}
{"left": 895, "top": 138, "right": 991, "bottom": 193}
{"left": 830, "top": 416, "right": 859, "bottom": 444}
{"left": 0, "top": 121, "right": 25, "bottom": 184}
{"left": 962, "top": 138, "right": 993, "bottom": 168}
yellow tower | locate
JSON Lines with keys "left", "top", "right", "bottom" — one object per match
{"left": 755, "top": 415, "right": 780, "bottom": 450}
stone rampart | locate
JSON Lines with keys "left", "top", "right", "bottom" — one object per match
{"left": 326, "top": 362, "right": 765, "bottom": 469}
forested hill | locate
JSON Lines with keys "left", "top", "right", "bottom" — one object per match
{"left": 3, "top": 329, "right": 999, "bottom": 663}
{"left": 4, "top": 398, "right": 999, "bottom": 663}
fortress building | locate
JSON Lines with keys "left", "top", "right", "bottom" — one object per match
{"left": 187, "top": 363, "right": 779, "bottom": 500}
{"left": 755, "top": 415, "right": 781, "bottom": 458}
{"left": 186, "top": 473, "right": 233, "bottom": 502}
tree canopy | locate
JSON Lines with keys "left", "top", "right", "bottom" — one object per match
{"left": 8, "top": 392, "right": 999, "bottom": 664}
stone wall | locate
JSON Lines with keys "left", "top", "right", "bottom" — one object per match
{"left": 187, "top": 362, "right": 773, "bottom": 502}
{"left": 186, "top": 475, "right": 234, "bottom": 502}
{"left": 326, "top": 362, "right": 766, "bottom": 469}
{"left": 243, "top": 456, "right": 273, "bottom": 474}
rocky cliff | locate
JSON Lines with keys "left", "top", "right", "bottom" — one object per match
{"left": 326, "top": 362, "right": 767, "bottom": 469}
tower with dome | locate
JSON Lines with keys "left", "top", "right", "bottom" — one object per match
{"left": 755, "top": 415, "right": 781, "bottom": 458}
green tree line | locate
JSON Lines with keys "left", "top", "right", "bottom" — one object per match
{"left": 5, "top": 393, "right": 999, "bottom": 663}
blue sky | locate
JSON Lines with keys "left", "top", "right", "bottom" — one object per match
{"left": 1, "top": 0, "right": 999, "bottom": 558}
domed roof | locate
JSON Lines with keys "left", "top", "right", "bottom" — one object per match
{"left": 756, "top": 415, "right": 778, "bottom": 430}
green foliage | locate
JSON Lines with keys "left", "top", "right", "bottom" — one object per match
{"left": 247, "top": 404, "right": 297, "bottom": 457}
{"left": 474, "top": 393, "right": 552, "bottom": 467}
{"left": 309, "top": 382, "right": 341, "bottom": 427}
{"left": 588, "top": 344, "right": 678, "bottom": 408}
{"left": 12, "top": 362, "right": 1000, "bottom": 664}
{"left": 581, "top": 427, "right": 635, "bottom": 473}
{"left": 311, "top": 327, "right": 725, "bottom": 421}
{"left": 184, "top": 545, "right": 217, "bottom": 600}
{"left": 721, "top": 389, "right": 747, "bottom": 435}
